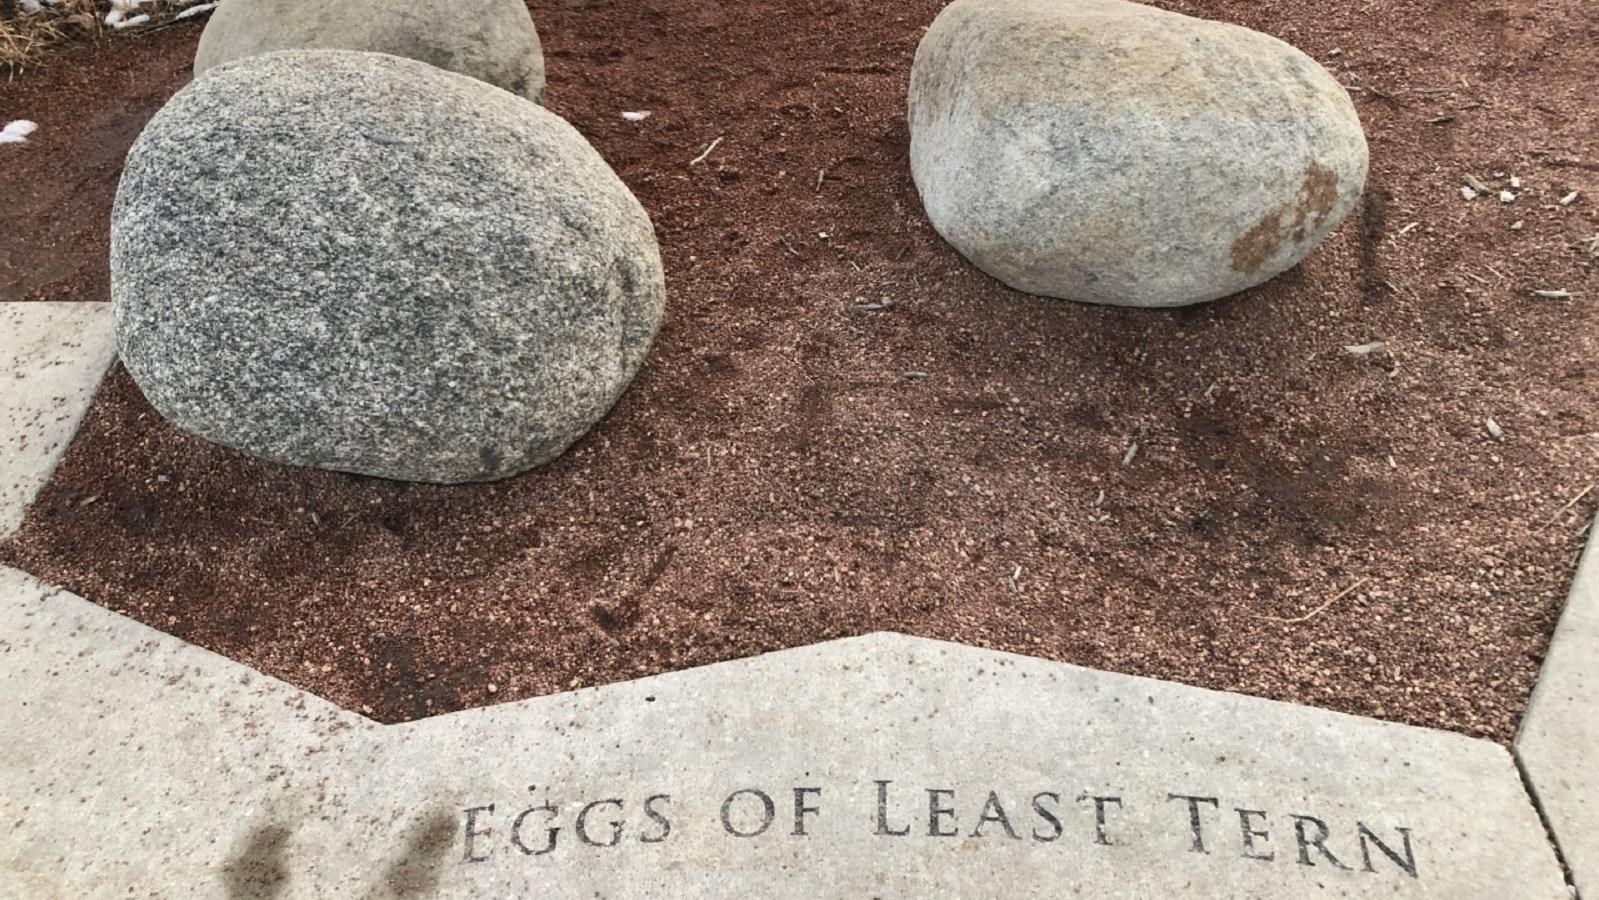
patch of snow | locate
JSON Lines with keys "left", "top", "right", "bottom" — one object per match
{"left": 174, "top": 2, "right": 220, "bottom": 20}
{"left": 1, "top": 121, "right": 39, "bottom": 145}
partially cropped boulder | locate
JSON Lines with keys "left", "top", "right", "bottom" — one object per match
{"left": 195, "top": 0, "right": 546, "bottom": 103}
{"left": 112, "top": 50, "right": 664, "bottom": 484}
{"left": 909, "top": 0, "right": 1368, "bottom": 307}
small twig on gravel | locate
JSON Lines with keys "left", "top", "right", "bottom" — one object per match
{"left": 1559, "top": 191, "right": 1579, "bottom": 206}
{"left": 689, "top": 136, "right": 723, "bottom": 166}
{"left": 1343, "top": 341, "right": 1388, "bottom": 356}
{"left": 777, "top": 236, "right": 801, "bottom": 257}
{"left": 1397, "top": 221, "right": 1420, "bottom": 236}
{"left": 851, "top": 300, "right": 894, "bottom": 313}
{"left": 1261, "top": 579, "right": 1369, "bottom": 625}
{"left": 1533, "top": 289, "right": 1574, "bottom": 300}
{"left": 1121, "top": 441, "right": 1140, "bottom": 466}
{"left": 1546, "top": 484, "right": 1595, "bottom": 525}
{"left": 815, "top": 169, "right": 826, "bottom": 192}
{"left": 1344, "top": 83, "right": 1395, "bottom": 100}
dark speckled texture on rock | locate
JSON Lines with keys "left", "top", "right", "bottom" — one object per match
{"left": 195, "top": 0, "right": 547, "bottom": 103}
{"left": 908, "top": 0, "right": 1369, "bottom": 308}
{"left": 111, "top": 50, "right": 665, "bottom": 484}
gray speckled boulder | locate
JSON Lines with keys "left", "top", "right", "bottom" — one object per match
{"left": 908, "top": 0, "right": 1368, "bottom": 307}
{"left": 195, "top": 0, "right": 546, "bottom": 103}
{"left": 112, "top": 50, "right": 664, "bottom": 484}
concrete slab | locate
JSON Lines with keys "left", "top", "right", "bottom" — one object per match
{"left": 0, "top": 571, "right": 1569, "bottom": 898}
{"left": 0, "top": 567, "right": 370, "bottom": 899}
{"left": 1518, "top": 524, "right": 1599, "bottom": 897}
{"left": 0, "top": 302, "right": 117, "bottom": 538}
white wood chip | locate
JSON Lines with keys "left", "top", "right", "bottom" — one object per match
{"left": 1344, "top": 341, "right": 1388, "bottom": 356}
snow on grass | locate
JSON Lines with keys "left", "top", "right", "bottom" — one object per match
{"left": 2, "top": 0, "right": 220, "bottom": 74}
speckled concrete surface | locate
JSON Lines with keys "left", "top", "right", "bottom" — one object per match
{"left": 0, "top": 597, "right": 1570, "bottom": 897}
{"left": 0, "top": 566, "right": 370, "bottom": 899}
{"left": 0, "top": 302, "right": 117, "bottom": 537}
{"left": 1518, "top": 522, "right": 1599, "bottom": 897}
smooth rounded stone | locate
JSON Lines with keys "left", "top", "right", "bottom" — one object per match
{"left": 112, "top": 50, "right": 665, "bottom": 484}
{"left": 909, "top": 0, "right": 1369, "bottom": 307}
{"left": 195, "top": 0, "right": 546, "bottom": 103}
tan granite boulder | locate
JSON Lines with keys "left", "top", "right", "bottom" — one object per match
{"left": 909, "top": 0, "right": 1368, "bottom": 307}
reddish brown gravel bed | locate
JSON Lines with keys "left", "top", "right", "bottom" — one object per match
{"left": 3, "top": 1, "right": 1597, "bottom": 740}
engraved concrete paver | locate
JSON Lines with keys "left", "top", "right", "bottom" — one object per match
{"left": 1518, "top": 523, "right": 1599, "bottom": 897}
{"left": 0, "top": 302, "right": 117, "bottom": 538}
{"left": 0, "top": 568, "right": 1570, "bottom": 897}
{"left": 339, "top": 635, "right": 1568, "bottom": 899}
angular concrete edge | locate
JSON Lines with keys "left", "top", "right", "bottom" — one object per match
{"left": 1517, "top": 520, "right": 1599, "bottom": 897}
{"left": 0, "top": 566, "right": 372, "bottom": 896}
{"left": 0, "top": 571, "right": 1574, "bottom": 897}
{"left": 0, "top": 301, "right": 118, "bottom": 539}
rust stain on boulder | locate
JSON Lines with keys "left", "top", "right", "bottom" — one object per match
{"left": 1230, "top": 161, "right": 1341, "bottom": 275}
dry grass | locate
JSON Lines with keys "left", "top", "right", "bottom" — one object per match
{"left": 1, "top": 0, "right": 102, "bottom": 76}
{"left": 1, "top": 0, "right": 205, "bottom": 77}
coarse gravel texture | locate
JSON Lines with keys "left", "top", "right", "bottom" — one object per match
{"left": 2, "top": 0, "right": 1596, "bottom": 741}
